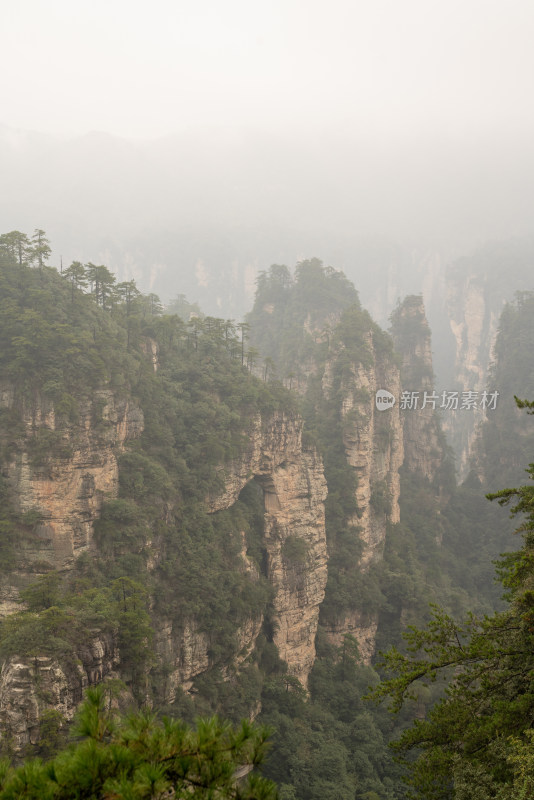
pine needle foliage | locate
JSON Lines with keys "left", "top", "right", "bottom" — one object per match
{"left": 0, "top": 687, "right": 276, "bottom": 799}
{"left": 370, "top": 399, "right": 534, "bottom": 799}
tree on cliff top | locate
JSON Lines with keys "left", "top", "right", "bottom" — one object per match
{"left": 371, "top": 398, "right": 534, "bottom": 799}
{"left": 31, "top": 229, "right": 51, "bottom": 270}
{"left": 0, "top": 686, "right": 276, "bottom": 799}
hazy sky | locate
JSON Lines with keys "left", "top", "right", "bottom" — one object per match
{"left": 4, "top": 0, "right": 534, "bottom": 141}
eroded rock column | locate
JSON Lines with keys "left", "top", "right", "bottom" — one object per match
{"left": 260, "top": 448, "right": 327, "bottom": 687}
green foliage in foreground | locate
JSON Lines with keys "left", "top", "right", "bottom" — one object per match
{"left": 371, "top": 399, "right": 534, "bottom": 799}
{"left": 0, "top": 686, "right": 276, "bottom": 800}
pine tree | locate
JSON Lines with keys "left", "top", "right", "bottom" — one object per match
{"left": 0, "top": 687, "right": 277, "bottom": 799}
{"left": 62, "top": 261, "right": 87, "bottom": 302}
{"left": 30, "top": 229, "right": 51, "bottom": 270}
{"left": 0, "top": 231, "right": 32, "bottom": 266}
{"left": 372, "top": 398, "right": 534, "bottom": 799}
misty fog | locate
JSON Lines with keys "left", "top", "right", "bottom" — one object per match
{"left": 2, "top": 124, "right": 534, "bottom": 310}
{"left": 3, "top": 0, "right": 534, "bottom": 347}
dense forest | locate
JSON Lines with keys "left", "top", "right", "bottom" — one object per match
{"left": 0, "top": 231, "right": 533, "bottom": 799}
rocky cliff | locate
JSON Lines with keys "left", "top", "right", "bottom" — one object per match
{"left": 260, "top": 447, "right": 327, "bottom": 685}
{"left": 322, "top": 297, "right": 450, "bottom": 661}
{"left": 248, "top": 264, "right": 410, "bottom": 665}
{"left": 159, "top": 413, "right": 328, "bottom": 693}
{"left": 0, "top": 633, "right": 119, "bottom": 755}
{"left": 443, "top": 274, "right": 500, "bottom": 476}
{"left": 435, "top": 242, "right": 532, "bottom": 476}
{"left": 0, "top": 384, "right": 144, "bottom": 753}
{"left": 0, "top": 251, "right": 480, "bottom": 759}
{"left": 321, "top": 326, "right": 404, "bottom": 662}
{"left": 326, "top": 332, "right": 403, "bottom": 566}
{"left": 391, "top": 295, "right": 445, "bottom": 484}
{"left": 0, "top": 385, "right": 144, "bottom": 614}
{"left": 358, "top": 242, "right": 533, "bottom": 477}
{"left": 0, "top": 405, "right": 328, "bottom": 748}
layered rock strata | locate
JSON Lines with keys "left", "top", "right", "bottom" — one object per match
{"left": 0, "top": 633, "right": 119, "bottom": 754}
{"left": 444, "top": 275, "right": 500, "bottom": 476}
{"left": 323, "top": 330, "right": 403, "bottom": 661}
{"left": 259, "top": 448, "right": 327, "bottom": 686}
{"left": 0, "top": 399, "right": 328, "bottom": 747}
{"left": 391, "top": 296, "right": 444, "bottom": 483}
{"left": 160, "top": 413, "right": 328, "bottom": 692}
{"left": 2, "top": 388, "right": 144, "bottom": 576}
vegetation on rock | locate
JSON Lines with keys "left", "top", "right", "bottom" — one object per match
{"left": 0, "top": 686, "right": 276, "bottom": 799}
{"left": 2, "top": 234, "right": 534, "bottom": 799}
{"left": 373, "top": 399, "right": 534, "bottom": 799}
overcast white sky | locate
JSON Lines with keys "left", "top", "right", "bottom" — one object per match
{"left": 3, "top": 0, "right": 534, "bottom": 141}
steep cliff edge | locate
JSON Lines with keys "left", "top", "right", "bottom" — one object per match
{"left": 248, "top": 268, "right": 454, "bottom": 666}
{"left": 373, "top": 295, "right": 481, "bottom": 653}
{"left": 260, "top": 448, "right": 327, "bottom": 685}
{"left": 2, "top": 387, "right": 144, "bottom": 575}
{"left": 319, "top": 323, "right": 403, "bottom": 662}
{"left": 247, "top": 261, "right": 406, "bottom": 664}
{"left": 0, "top": 633, "right": 119, "bottom": 755}
{"left": 0, "top": 386, "right": 143, "bottom": 620}
{"left": 330, "top": 333, "right": 403, "bottom": 566}
{"left": 390, "top": 295, "right": 445, "bottom": 484}
{"left": 440, "top": 242, "right": 534, "bottom": 476}
{"left": 0, "top": 253, "right": 331, "bottom": 751}
{"left": 210, "top": 413, "right": 327, "bottom": 687}
{"left": 157, "top": 412, "right": 327, "bottom": 694}
{"left": 0, "top": 383, "right": 143, "bottom": 753}
{"left": 0, "top": 402, "right": 327, "bottom": 749}
{"left": 444, "top": 274, "right": 499, "bottom": 477}
{"left": 470, "top": 291, "right": 534, "bottom": 491}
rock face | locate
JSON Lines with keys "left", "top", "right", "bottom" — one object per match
{"left": 0, "top": 392, "right": 328, "bottom": 747}
{"left": 0, "top": 386, "right": 142, "bottom": 752}
{"left": 391, "top": 296, "right": 444, "bottom": 483}
{"left": 154, "top": 618, "right": 211, "bottom": 701}
{"left": 322, "top": 328, "right": 404, "bottom": 661}
{"left": 211, "top": 414, "right": 328, "bottom": 686}
{"left": 325, "top": 609, "right": 378, "bottom": 665}
{"left": 444, "top": 274, "right": 501, "bottom": 477}
{"left": 322, "top": 300, "right": 447, "bottom": 662}
{"left": 260, "top": 448, "right": 327, "bottom": 686}
{"left": 336, "top": 333, "right": 403, "bottom": 566}
{"left": 0, "top": 633, "right": 119, "bottom": 755}
{"left": 140, "top": 338, "right": 159, "bottom": 372}
{"left": 160, "top": 413, "right": 328, "bottom": 692}
{"left": 1, "top": 386, "right": 144, "bottom": 576}
{"left": 207, "top": 413, "right": 303, "bottom": 512}
{"left": 0, "top": 404, "right": 327, "bottom": 751}
{"left": 0, "top": 385, "right": 144, "bottom": 630}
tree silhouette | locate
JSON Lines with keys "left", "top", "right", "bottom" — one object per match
{"left": 30, "top": 229, "right": 51, "bottom": 270}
